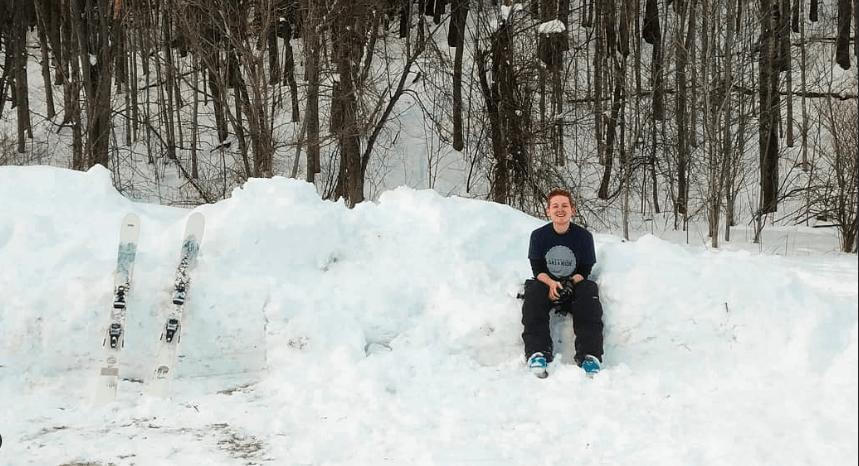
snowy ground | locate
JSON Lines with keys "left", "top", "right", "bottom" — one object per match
{"left": 0, "top": 165, "right": 856, "bottom": 466}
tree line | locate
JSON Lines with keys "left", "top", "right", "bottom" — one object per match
{"left": 0, "top": 0, "right": 856, "bottom": 251}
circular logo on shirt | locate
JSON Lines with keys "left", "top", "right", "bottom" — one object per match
{"left": 545, "top": 245, "right": 576, "bottom": 279}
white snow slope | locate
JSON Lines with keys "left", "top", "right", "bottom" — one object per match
{"left": 0, "top": 165, "right": 856, "bottom": 465}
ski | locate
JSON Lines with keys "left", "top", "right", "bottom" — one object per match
{"left": 94, "top": 213, "right": 141, "bottom": 406}
{"left": 145, "top": 211, "right": 205, "bottom": 398}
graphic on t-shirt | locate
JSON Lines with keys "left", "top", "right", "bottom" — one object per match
{"left": 545, "top": 245, "right": 576, "bottom": 279}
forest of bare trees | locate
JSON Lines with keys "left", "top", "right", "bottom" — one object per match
{"left": 0, "top": 0, "right": 857, "bottom": 251}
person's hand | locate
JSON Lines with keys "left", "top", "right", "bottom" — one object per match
{"left": 547, "top": 279, "right": 563, "bottom": 301}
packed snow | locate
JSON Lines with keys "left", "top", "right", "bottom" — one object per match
{"left": 0, "top": 165, "right": 856, "bottom": 465}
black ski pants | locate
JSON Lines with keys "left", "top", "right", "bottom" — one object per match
{"left": 521, "top": 279, "right": 604, "bottom": 365}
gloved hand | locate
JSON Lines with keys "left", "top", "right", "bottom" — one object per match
{"left": 552, "top": 280, "right": 576, "bottom": 316}
{"left": 556, "top": 284, "right": 576, "bottom": 303}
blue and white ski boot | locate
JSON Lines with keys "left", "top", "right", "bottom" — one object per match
{"left": 581, "top": 355, "right": 601, "bottom": 377}
{"left": 528, "top": 352, "right": 548, "bottom": 379}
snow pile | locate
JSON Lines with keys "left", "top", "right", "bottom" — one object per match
{"left": 0, "top": 165, "right": 856, "bottom": 465}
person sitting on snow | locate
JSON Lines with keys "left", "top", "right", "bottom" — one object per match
{"left": 521, "top": 189, "right": 604, "bottom": 377}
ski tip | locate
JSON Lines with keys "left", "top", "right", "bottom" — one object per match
{"left": 184, "top": 211, "right": 206, "bottom": 238}
{"left": 120, "top": 213, "right": 141, "bottom": 233}
{"left": 188, "top": 211, "right": 205, "bottom": 224}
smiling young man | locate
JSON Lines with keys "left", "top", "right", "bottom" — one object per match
{"left": 521, "top": 189, "right": 604, "bottom": 378}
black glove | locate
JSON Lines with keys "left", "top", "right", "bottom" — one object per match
{"left": 557, "top": 284, "right": 576, "bottom": 303}
{"left": 552, "top": 281, "right": 576, "bottom": 315}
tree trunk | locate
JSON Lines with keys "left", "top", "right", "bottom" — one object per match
{"left": 282, "top": 22, "right": 300, "bottom": 123}
{"left": 34, "top": 1, "right": 56, "bottom": 119}
{"left": 267, "top": 14, "right": 280, "bottom": 84}
{"left": 598, "top": 75, "right": 623, "bottom": 200}
{"left": 13, "top": 0, "right": 32, "bottom": 153}
{"left": 477, "top": 43, "right": 506, "bottom": 204}
{"left": 302, "top": 0, "right": 321, "bottom": 183}
{"left": 594, "top": 0, "right": 605, "bottom": 168}
{"left": 598, "top": 0, "right": 622, "bottom": 199}
{"left": 723, "top": 0, "right": 737, "bottom": 243}
{"left": 66, "top": 0, "right": 85, "bottom": 171}
{"left": 73, "top": 0, "right": 115, "bottom": 169}
{"left": 643, "top": 0, "right": 663, "bottom": 120}
{"left": 759, "top": 0, "right": 780, "bottom": 215}
{"left": 675, "top": 0, "right": 695, "bottom": 216}
{"left": 233, "top": 75, "right": 251, "bottom": 178}
{"left": 332, "top": 0, "right": 365, "bottom": 206}
{"left": 191, "top": 54, "right": 200, "bottom": 179}
{"left": 450, "top": 0, "right": 467, "bottom": 152}
{"left": 835, "top": 0, "right": 852, "bottom": 69}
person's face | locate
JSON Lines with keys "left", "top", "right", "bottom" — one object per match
{"left": 546, "top": 194, "right": 575, "bottom": 224}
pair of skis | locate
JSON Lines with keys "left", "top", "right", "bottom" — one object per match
{"left": 94, "top": 211, "right": 205, "bottom": 405}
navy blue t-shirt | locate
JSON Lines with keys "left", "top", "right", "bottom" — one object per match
{"left": 528, "top": 222, "right": 596, "bottom": 281}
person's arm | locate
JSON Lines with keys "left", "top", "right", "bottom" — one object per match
{"left": 533, "top": 254, "right": 591, "bottom": 285}
{"left": 531, "top": 259, "right": 565, "bottom": 300}
{"left": 571, "top": 263, "right": 593, "bottom": 284}
{"left": 570, "top": 227, "right": 597, "bottom": 285}
{"left": 530, "top": 258, "right": 548, "bottom": 278}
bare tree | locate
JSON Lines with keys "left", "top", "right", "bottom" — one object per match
{"left": 301, "top": 0, "right": 322, "bottom": 183}
{"left": 33, "top": 1, "right": 55, "bottom": 119}
{"left": 314, "top": 0, "right": 446, "bottom": 206}
{"left": 330, "top": 0, "right": 366, "bottom": 205}
{"left": 813, "top": 95, "right": 858, "bottom": 252}
{"left": 642, "top": 0, "right": 664, "bottom": 119}
{"left": 476, "top": 6, "right": 536, "bottom": 206}
{"left": 11, "top": 0, "right": 34, "bottom": 153}
{"left": 674, "top": 0, "right": 696, "bottom": 221}
{"left": 597, "top": 0, "right": 628, "bottom": 201}
{"left": 2, "top": 0, "right": 856, "bottom": 234}
{"left": 449, "top": 0, "right": 468, "bottom": 152}
{"left": 758, "top": 0, "right": 781, "bottom": 223}
{"left": 278, "top": 2, "right": 301, "bottom": 123}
